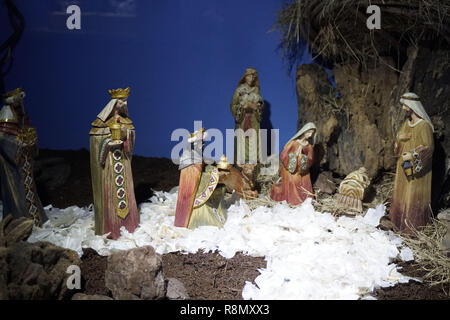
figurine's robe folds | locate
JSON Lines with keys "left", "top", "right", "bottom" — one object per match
{"left": 389, "top": 120, "right": 434, "bottom": 233}
{"left": 90, "top": 116, "right": 139, "bottom": 239}
{"left": 175, "top": 164, "right": 227, "bottom": 229}
{"left": 230, "top": 85, "right": 264, "bottom": 165}
{"left": 270, "top": 140, "right": 314, "bottom": 206}
{"left": 0, "top": 129, "right": 47, "bottom": 226}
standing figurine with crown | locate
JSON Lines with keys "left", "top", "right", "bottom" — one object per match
{"left": 89, "top": 87, "right": 140, "bottom": 239}
{"left": 0, "top": 88, "right": 47, "bottom": 226}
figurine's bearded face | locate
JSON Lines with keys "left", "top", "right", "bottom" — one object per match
{"left": 115, "top": 99, "right": 128, "bottom": 116}
{"left": 402, "top": 104, "right": 413, "bottom": 119}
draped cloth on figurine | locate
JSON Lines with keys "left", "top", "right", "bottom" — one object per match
{"left": 271, "top": 140, "right": 315, "bottom": 206}
{"left": 230, "top": 84, "right": 264, "bottom": 165}
{"left": 89, "top": 100, "right": 139, "bottom": 240}
{"left": 0, "top": 90, "right": 47, "bottom": 226}
{"left": 175, "top": 161, "right": 227, "bottom": 230}
{"left": 389, "top": 119, "right": 434, "bottom": 234}
{"left": 0, "top": 130, "right": 47, "bottom": 226}
{"left": 271, "top": 123, "right": 316, "bottom": 206}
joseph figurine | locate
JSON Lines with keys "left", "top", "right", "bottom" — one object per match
{"left": 89, "top": 88, "right": 140, "bottom": 240}
{"left": 389, "top": 93, "right": 434, "bottom": 234}
{"left": 0, "top": 88, "right": 47, "bottom": 226}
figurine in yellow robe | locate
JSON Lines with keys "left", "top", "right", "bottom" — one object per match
{"left": 89, "top": 88, "right": 140, "bottom": 240}
{"left": 389, "top": 93, "right": 434, "bottom": 234}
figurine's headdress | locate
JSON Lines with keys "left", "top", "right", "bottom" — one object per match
{"left": 286, "top": 122, "right": 317, "bottom": 148}
{"left": 97, "top": 87, "right": 131, "bottom": 122}
{"left": 3, "top": 88, "right": 25, "bottom": 104}
{"left": 188, "top": 128, "right": 207, "bottom": 143}
{"left": 109, "top": 87, "right": 131, "bottom": 99}
{"left": 238, "top": 67, "right": 260, "bottom": 89}
{"left": 400, "top": 92, "right": 434, "bottom": 132}
{"left": 217, "top": 155, "right": 230, "bottom": 170}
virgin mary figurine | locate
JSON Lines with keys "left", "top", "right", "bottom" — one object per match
{"left": 270, "top": 123, "right": 317, "bottom": 206}
{"left": 89, "top": 88, "right": 140, "bottom": 240}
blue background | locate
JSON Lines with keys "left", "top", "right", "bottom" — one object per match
{"left": 2, "top": 0, "right": 312, "bottom": 158}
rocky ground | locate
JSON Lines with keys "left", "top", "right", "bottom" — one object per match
{"left": 0, "top": 149, "right": 447, "bottom": 300}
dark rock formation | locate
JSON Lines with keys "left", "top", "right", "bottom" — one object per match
{"left": 105, "top": 246, "right": 166, "bottom": 300}
{"left": 0, "top": 241, "right": 81, "bottom": 300}
{"left": 297, "top": 48, "right": 450, "bottom": 208}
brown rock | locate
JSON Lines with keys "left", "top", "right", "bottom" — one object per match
{"left": 296, "top": 61, "right": 398, "bottom": 177}
{"left": 105, "top": 246, "right": 166, "bottom": 300}
{"left": 0, "top": 241, "right": 81, "bottom": 300}
{"left": 437, "top": 211, "right": 450, "bottom": 252}
{"left": 314, "top": 172, "right": 336, "bottom": 195}
{"left": 166, "top": 278, "right": 190, "bottom": 300}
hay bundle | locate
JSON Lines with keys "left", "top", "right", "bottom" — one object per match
{"left": 400, "top": 217, "right": 450, "bottom": 293}
{"left": 275, "top": 0, "right": 450, "bottom": 68}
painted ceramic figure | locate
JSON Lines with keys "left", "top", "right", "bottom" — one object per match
{"left": 336, "top": 167, "right": 370, "bottom": 213}
{"left": 270, "top": 123, "right": 316, "bottom": 206}
{"left": 174, "top": 129, "right": 231, "bottom": 229}
{"left": 388, "top": 93, "right": 434, "bottom": 234}
{"left": 230, "top": 67, "right": 264, "bottom": 183}
{"left": 0, "top": 88, "right": 47, "bottom": 226}
{"left": 89, "top": 88, "right": 140, "bottom": 240}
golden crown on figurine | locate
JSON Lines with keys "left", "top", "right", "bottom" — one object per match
{"left": 109, "top": 87, "right": 131, "bottom": 99}
{"left": 3, "top": 88, "right": 23, "bottom": 99}
{"left": 217, "top": 155, "right": 230, "bottom": 170}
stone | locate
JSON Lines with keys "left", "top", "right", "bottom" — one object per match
{"left": 72, "top": 293, "right": 113, "bottom": 300}
{"left": 0, "top": 241, "right": 81, "bottom": 300}
{"left": 313, "top": 171, "right": 336, "bottom": 195}
{"left": 437, "top": 210, "right": 450, "bottom": 252}
{"left": 105, "top": 246, "right": 166, "bottom": 300}
{"left": 166, "top": 278, "right": 190, "bottom": 300}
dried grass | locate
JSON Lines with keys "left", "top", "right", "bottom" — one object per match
{"left": 399, "top": 216, "right": 450, "bottom": 294}
{"left": 275, "top": 0, "right": 450, "bottom": 69}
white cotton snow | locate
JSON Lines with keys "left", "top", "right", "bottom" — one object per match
{"left": 28, "top": 190, "right": 416, "bottom": 300}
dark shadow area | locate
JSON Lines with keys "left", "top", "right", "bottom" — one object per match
{"left": 261, "top": 100, "right": 274, "bottom": 156}
{"left": 0, "top": 0, "right": 25, "bottom": 94}
{"left": 311, "top": 144, "right": 325, "bottom": 184}
{"left": 432, "top": 138, "right": 448, "bottom": 213}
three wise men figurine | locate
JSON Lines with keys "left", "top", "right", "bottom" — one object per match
{"left": 174, "top": 129, "right": 255, "bottom": 229}
{"left": 0, "top": 88, "right": 47, "bottom": 226}
{"left": 89, "top": 88, "right": 140, "bottom": 240}
{"left": 174, "top": 129, "right": 228, "bottom": 229}
{"left": 230, "top": 68, "right": 264, "bottom": 185}
{"left": 388, "top": 93, "right": 434, "bottom": 234}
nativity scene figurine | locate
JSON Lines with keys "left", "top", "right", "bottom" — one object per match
{"left": 89, "top": 87, "right": 140, "bottom": 240}
{"left": 0, "top": 88, "right": 47, "bottom": 226}
{"left": 270, "top": 122, "right": 316, "bottom": 206}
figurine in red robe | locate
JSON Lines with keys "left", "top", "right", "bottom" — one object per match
{"left": 271, "top": 123, "right": 317, "bottom": 206}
